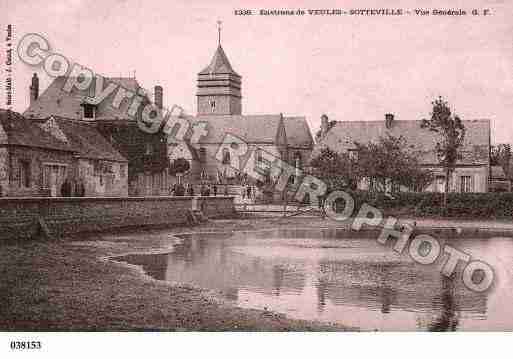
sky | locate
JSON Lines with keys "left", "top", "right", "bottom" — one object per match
{"left": 2, "top": 0, "right": 512, "bottom": 143}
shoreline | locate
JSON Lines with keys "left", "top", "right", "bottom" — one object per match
{"left": 0, "top": 218, "right": 356, "bottom": 331}
{"left": 1, "top": 216, "right": 512, "bottom": 331}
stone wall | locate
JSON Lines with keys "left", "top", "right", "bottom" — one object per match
{"left": 0, "top": 196, "right": 236, "bottom": 241}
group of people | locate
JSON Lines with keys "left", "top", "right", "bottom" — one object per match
{"left": 60, "top": 178, "right": 86, "bottom": 197}
{"left": 241, "top": 185, "right": 255, "bottom": 200}
{"left": 170, "top": 183, "right": 229, "bottom": 197}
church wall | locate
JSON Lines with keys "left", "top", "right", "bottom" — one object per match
{"left": 287, "top": 147, "right": 313, "bottom": 169}
{"left": 189, "top": 143, "right": 283, "bottom": 183}
{"left": 197, "top": 95, "right": 241, "bottom": 116}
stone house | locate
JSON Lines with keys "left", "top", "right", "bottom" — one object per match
{"left": 0, "top": 110, "right": 76, "bottom": 197}
{"left": 44, "top": 116, "right": 129, "bottom": 196}
{"left": 23, "top": 74, "right": 167, "bottom": 196}
{"left": 0, "top": 110, "right": 127, "bottom": 197}
{"left": 313, "top": 113, "right": 491, "bottom": 193}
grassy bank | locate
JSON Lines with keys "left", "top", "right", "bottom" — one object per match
{"left": 0, "top": 218, "right": 352, "bottom": 331}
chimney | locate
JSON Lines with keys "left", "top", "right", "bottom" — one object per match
{"left": 385, "top": 113, "right": 394, "bottom": 129}
{"left": 320, "top": 114, "right": 329, "bottom": 139}
{"left": 154, "top": 85, "right": 163, "bottom": 109}
{"left": 30, "top": 73, "right": 39, "bottom": 105}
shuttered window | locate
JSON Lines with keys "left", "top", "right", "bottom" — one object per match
{"left": 460, "top": 176, "right": 474, "bottom": 193}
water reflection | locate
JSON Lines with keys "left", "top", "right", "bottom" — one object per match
{"left": 428, "top": 275, "right": 459, "bottom": 331}
{"left": 113, "top": 229, "right": 512, "bottom": 331}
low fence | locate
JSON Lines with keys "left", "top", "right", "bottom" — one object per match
{"left": 0, "top": 196, "right": 236, "bottom": 241}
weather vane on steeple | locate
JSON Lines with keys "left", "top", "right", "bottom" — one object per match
{"left": 217, "top": 20, "right": 222, "bottom": 46}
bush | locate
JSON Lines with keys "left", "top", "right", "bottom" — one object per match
{"left": 330, "top": 190, "right": 513, "bottom": 219}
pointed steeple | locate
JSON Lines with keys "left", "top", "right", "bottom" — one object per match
{"left": 196, "top": 24, "right": 242, "bottom": 116}
{"left": 199, "top": 45, "right": 239, "bottom": 76}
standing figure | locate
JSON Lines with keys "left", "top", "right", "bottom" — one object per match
{"left": 61, "top": 178, "right": 72, "bottom": 197}
{"left": 75, "top": 179, "right": 86, "bottom": 197}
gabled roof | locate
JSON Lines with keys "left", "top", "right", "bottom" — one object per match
{"left": 0, "top": 110, "right": 75, "bottom": 152}
{"left": 188, "top": 114, "right": 284, "bottom": 144}
{"left": 283, "top": 117, "right": 314, "bottom": 149}
{"left": 23, "top": 76, "right": 146, "bottom": 121}
{"left": 199, "top": 45, "right": 240, "bottom": 76}
{"left": 49, "top": 116, "right": 127, "bottom": 162}
{"left": 169, "top": 114, "right": 314, "bottom": 151}
{"left": 313, "top": 119, "right": 490, "bottom": 166}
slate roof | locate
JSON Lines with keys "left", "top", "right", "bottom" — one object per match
{"left": 283, "top": 117, "right": 314, "bottom": 149}
{"left": 23, "top": 76, "right": 145, "bottom": 121}
{"left": 313, "top": 119, "right": 490, "bottom": 166}
{"left": 199, "top": 45, "right": 240, "bottom": 76}
{"left": 0, "top": 110, "right": 75, "bottom": 152}
{"left": 50, "top": 116, "right": 127, "bottom": 162}
{"left": 187, "top": 114, "right": 284, "bottom": 144}
{"left": 170, "top": 114, "right": 314, "bottom": 151}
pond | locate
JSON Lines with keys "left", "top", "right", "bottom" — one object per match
{"left": 112, "top": 228, "right": 513, "bottom": 331}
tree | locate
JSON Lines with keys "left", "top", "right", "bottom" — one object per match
{"left": 314, "top": 120, "right": 337, "bottom": 142}
{"left": 490, "top": 144, "right": 511, "bottom": 177}
{"left": 309, "top": 136, "right": 432, "bottom": 193}
{"left": 309, "top": 147, "right": 358, "bottom": 191}
{"left": 421, "top": 97, "right": 466, "bottom": 209}
{"left": 354, "top": 134, "right": 433, "bottom": 192}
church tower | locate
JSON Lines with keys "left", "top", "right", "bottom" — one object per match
{"left": 197, "top": 23, "right": 242, "bottom": 116}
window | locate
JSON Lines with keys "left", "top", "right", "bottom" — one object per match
{"left": 256, "top": 149, "right": 264, "bottom": 164}
{"left": 288, "top": 174, "right": 296, "bottom": 185}
{"left": 461, "top": 176, "right": 474, "bottom": 193}
{"left": 161, "top": 172, "right": 167, "bottom": 191}
{"left": 369, "top": 177, "right": 377, "bottom": 192}
{"left": 145, "top": 142, "right": 153, "bottom": 156}
{"left": 19, "top": 160, "right": 31, "bottom": 188}
{"left": 435, "top": 176, "right": 445, "bottom": 193}
{"left": 209, "top": 99, "right": 216, "bottom": 112}
{"left": 222, "top": 148, "right": 231, "bottom": 165}
{"left": 199, "top": 147, "right": 207, "bottom": 163}
{"left": 42, "top": 163, "right": 67, "bottom": 189}
{"left": 152, "top": 173, "right": 161, "bottom": 195}
{"left": 294, "top": 152, "right": 302, "bottom": 168}
{"left": 83, "top": 104, "right": 95, "bottom": 119}
{"left": 120, "top": 164, "right": 127, "bottom": 178}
